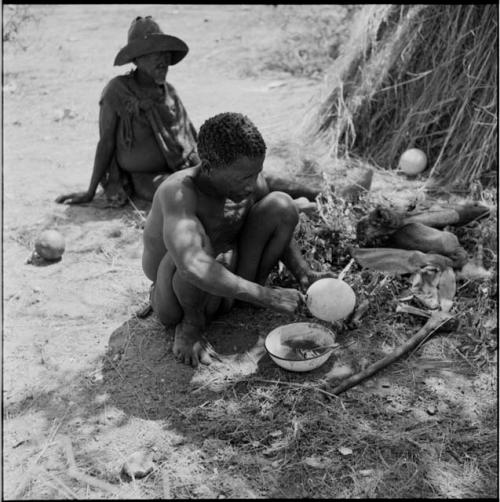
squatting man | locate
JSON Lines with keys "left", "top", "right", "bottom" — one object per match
{"left": 56, "top": 16, "right": 319, "bottom": 209}
{"left": 142, "top": 112, "right": 330, "bottom": 367}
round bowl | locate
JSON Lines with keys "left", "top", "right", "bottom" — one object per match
{"left": 265, "top": 322, "right": 336, "bottom": 372}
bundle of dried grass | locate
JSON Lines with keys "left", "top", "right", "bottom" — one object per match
{"left": 306, "top": 4, "right": 498, "bottom": 191}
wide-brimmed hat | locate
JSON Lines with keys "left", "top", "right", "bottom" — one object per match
{"left": 114, "top": 16, "right": 188, "bottom": 66}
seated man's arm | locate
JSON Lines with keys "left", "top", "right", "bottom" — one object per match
{"left": 56, "top": 101, "right": 117, "bottom": 204}
{"left": 160, "top": 181, "right": 302, "bottom": 314}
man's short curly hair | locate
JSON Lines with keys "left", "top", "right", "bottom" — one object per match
{"left": 197, "top": 112, "right": 266, "bottom": 170}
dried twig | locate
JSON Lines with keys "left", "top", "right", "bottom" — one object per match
{"left": 162, "top": 470, "right": 172, "bottom": 499}
{"left": 60, "top": 436, "right": 117, "bottom": 494}
{"left": 35, "top": 466, "right": 79, "bottom": 499}
{"left": 338, "top": 258, "right": 356, "bottom": 280}
{"left": 327, "top": 311, "right": 454, "bottom": 395}
{"left": 127, "top": 196, "right": 147, "bottom": 223}
{"left": 395, "top": 304, "right": 431, "bottom": 318}
{"left": 13, "top": 416, "right": 66, "bottom": 499}
{"left": 246, "top": 377, "right": 341, "bottom": 400}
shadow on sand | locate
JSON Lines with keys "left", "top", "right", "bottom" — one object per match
{"left": 101, "top": 305, "right": 338, "bottom": 428}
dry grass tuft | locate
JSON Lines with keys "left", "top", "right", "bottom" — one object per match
{"left": 305, "top": 4, "right": 498, "bottom": 192}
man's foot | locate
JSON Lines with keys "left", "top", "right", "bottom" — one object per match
{"left": 173, "top": 321, "right": 218, "bottom": 367}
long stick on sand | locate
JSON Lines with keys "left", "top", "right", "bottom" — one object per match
{"left": 328, "top": 310, "right": 454, "bottom": 396}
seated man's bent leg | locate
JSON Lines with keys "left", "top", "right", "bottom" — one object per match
{"left": 171, "top": 271, "right": 222, "bottom": 366}
{"left": 237, "top": 192, "right": 329, "bottom": 290}
{"left": 237, "top": 191, "right": 299, "bottom": 285}
{"left": 152, "top": 252, "right": 221, "bottom": 366}
{"left": 151, "top": 253, "right": 183, "bottom": 327}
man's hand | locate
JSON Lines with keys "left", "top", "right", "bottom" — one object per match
{"left": 267, "top": 286, "right": 305, "bottom": 314}
{"left": 298, "top": 269, "right": 336, "bottom": 292}
{"left": 55, "top": 191, "right": 93, "bottom": 205}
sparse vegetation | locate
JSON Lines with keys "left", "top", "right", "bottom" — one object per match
{"left": 237, "top": 5, "right": 360, "bottom": 80}
{"left": 3, "top": 4, "right": 497, "bottom": 500}
{"left": 3, "top": 5, "right": 39, "bottom": 48}
{"left": 307, "top": 4, "right": 498, "bottom": 191}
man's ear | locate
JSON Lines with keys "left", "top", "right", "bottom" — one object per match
{"left": 201, "top": 159, "right": 211, "bottom": 174}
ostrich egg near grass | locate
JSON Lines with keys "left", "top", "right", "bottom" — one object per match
{"left": 306, "top": 278, "right": 356, "bottom": 322}
{"left": 398, "top": 148, "right": 427, "bottom": 176}
{"left": 35, "top": 229, "right": 65, "bottom": 260}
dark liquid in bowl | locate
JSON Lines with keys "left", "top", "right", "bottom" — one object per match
{"left": 283, "top": 339, "right": 327, "bottom": 360}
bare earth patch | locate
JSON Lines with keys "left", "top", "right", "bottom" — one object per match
{"left": 3, "top": 4, "right": 497, "bottom": 499}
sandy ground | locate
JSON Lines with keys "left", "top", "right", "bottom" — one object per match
{"left": 3, "top": 4, "right": 497, "bottom": 499}
{"left": 2, "top": 4, "right": 338, "bottom": 498}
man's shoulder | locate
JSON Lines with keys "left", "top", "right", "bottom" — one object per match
{"left": 100, "top": 74, "right": 134, "bottom": 102}
{"left": 156, "top": 169, "right": 197, "bottom": 196}
{"left": 154, "top": 170, "right": 199, "bottom": 215}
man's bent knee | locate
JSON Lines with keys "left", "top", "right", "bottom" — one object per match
{"left": 258, "top": 191, "right": 299, "bottom": 227}
{"left": 151, "top": 282, "right": 182, "bottom": 327}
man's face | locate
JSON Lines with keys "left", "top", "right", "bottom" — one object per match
{"left": 135, "top": 51, "right": 172, "bottom": 84}
{"left": 209, "top": 155, "right": 264, "bottom": 202}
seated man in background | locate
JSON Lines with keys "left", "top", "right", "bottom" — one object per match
{"left": 56, "top": 16, "right": 320, "bottom": 209}
{"left": 142, "top": 112, "right": 329, "bottom": 367}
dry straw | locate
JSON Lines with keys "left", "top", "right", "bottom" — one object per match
{"left": 305, "top": 4, "right": 498, "bottom": 192}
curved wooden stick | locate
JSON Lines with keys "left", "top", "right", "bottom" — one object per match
{"left": 328, "top": 311, "right": 453, "bottom": 396}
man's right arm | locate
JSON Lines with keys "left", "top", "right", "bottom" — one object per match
{"left": 56, "top": 101, "right": 118, "bottom": 204}
{"left": 159, "top": 181, "right": 303, "bottom": 314}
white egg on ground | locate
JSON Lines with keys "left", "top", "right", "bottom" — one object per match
{"left": 306, "top": 278, "right": 356, "bottom": 322}
{"left": 34, "top": 229, "right": 66, "bottom": 260}
{"left": 398, "top": 148, "right": 427, "bottom": 176}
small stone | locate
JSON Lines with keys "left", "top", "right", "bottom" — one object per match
{"left": 426, "top": 405, "right": 437, "bottom": 415}
{"left": 4, "top": 81, "right": 17, "bottom": 93}
{"left": 121, "top": 451, "right": 154, "bottom": 480}
{"left": 267, "top": 81, "right": 287, "bottom": 90}
{"left": 359, "top": 469, "right": 374, "bottom": 476}
{"left": 303, "top": 456, "right": 325, "bottom": 468}
{"left": 53, "top": 109, "right": 65, "bottom": 121}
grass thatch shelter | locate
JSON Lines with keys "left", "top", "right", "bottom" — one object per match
{"left": 307, "top": 4, "right": 498, "bottom": 193}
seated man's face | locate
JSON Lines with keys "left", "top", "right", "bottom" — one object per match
{"left": 210, "top": 155, "right": 264, "bottom": 202}
{"left": 135, "top": 51, "right": 172, "bottom": 84}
